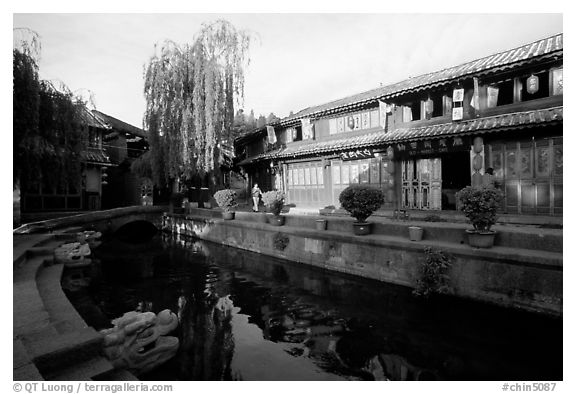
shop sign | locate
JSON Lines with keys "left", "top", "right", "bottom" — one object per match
{"left": 396, "top": 137, "right": 469, "bottom": 157}
{"left": 340, "top": 148, "right": 374, "bottom": 161}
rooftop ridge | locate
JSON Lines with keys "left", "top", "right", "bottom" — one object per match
{"left": 277, "top": 33, "right": 562, "bottom": 126}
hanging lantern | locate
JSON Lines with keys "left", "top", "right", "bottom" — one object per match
{"left": 347, "top": 116, "right": 355, "bottom": 130}
{"left": 527, "top": 74, "right": 539, "bottom": 94}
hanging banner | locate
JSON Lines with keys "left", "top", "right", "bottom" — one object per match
{"left": 266, "top": 125, "right": 277, "bottom": 144}
{"left": 453, "top": 88, "right": 464, "bottom": 102}
{"left": 552, "top": 68, "right": 563, "bottom": 95}
{"left": 470, "top": 77, "right": 480, "bottom": 110}
{"left": 487, "top": 86, "right": 499, "bottom": 108}
{"left": 424, "top": 98, "right": 434, "bottom": 120}
{"left": 301, "top": 118, "right": 314, "bottom": 140}
{"left": 452, "top": 107, "right": 463, "bottom": 121}
{"left": 378, "top": 100, "right": 388, "bottom": 130}
{"left": 403, "top": 106, "right": 413, "bottom": 122}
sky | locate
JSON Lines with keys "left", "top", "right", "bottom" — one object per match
{"left": 12, "top": 13, "right": 563, "bottom": 129}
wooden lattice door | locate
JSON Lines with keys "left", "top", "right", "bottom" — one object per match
{"left": 402, "top": 158, "right": 442, "bottom": 210}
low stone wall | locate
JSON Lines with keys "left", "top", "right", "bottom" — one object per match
{"left": 162, "top": 213, "right": 562, "bottom": 316}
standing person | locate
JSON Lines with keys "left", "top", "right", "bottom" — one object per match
{"left": 251, "top": 183, "right": 262, "bottom": 212}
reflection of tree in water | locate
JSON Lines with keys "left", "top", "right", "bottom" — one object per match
{"left": 176, "top": 261, "right": 235, "bottom": 380}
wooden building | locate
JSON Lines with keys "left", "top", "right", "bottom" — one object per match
{"left": 92, "top": 110, "right": 151, "bottom": 208}
{"left": 235, "top": 34, "right": 563, "bottom": 216}
{"left": 21, "top": 106, "right": 113, "bottom": 214}
{"left": 20, "top": 108, "right": 151, "bottom": 217}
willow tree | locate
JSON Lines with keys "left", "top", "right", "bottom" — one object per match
{"left": 143, "top": 20, "right": 252, "bottom": 192}
{"left": 13, "top": 28, "right": 86, "bottom": 192}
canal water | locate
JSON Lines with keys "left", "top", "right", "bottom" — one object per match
{"left": 63, "top": 234, "right": 562, "bottom": 381}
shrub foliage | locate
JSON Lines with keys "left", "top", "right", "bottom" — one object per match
{"left": 214, "top": 189, "right": 238, "bottom": 212}
{"left": 338, "top": 185, "right": 385, "bottom": 223}
{"left": 456, "top": 186, "right": 504, "bottom": 232}
{"left": 413, "top": 247, "right": 453, "bottom": 298}
{"left": 262, "top": 190, "right": 285, "bottom": 216}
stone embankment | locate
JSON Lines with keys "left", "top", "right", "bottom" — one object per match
{"left": 164, "top": 209, "right": 562, "bottom": 316}
{"left": 13, "top": 232, "right": 138, "bottom": 381}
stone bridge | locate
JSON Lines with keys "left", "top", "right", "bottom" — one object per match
{"left": 13, "top": 206, "right": 166, "bottom": 235}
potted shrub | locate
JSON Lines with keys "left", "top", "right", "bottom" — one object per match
{"left": 338, "top": 185, "right": 385, "bottom": 235}
{"left": 169, "top": 192, "right": 185, "bottom": 214}
{"left": 262, "top": 190, "right": 286, "bottom": 226}
{"left": 214, "top": 189, "right": 238, "bottom": 220}
{"left": 456, "top": 186, "right": 504, "bottom": 248}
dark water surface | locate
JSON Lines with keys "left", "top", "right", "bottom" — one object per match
{"left": 64, "top": 234, "right": 562, "bottom": 381}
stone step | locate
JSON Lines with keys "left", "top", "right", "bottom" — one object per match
{"left": 47, "top": 356, "right": 114, "bottom": 381}
{"left": 223, "top": 211, "right": 563, "bottom": 254}
{"left": 13, "top": 255, "right": 54, "bottom": 338}
{"left": 36, "top": 263, "right": 89, "bottom": 334}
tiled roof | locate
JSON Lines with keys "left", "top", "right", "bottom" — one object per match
{"left": 81, "top": 148, "right": 112, "bottom": 165}
{"left": 78, "top": 107, "right": 110, "bottom": 129}
{"left": 279, "top": 34, "right": 562, "bottom": 126}
{"left": 387, "top": 106, "right": 563, "bottom": 142}
{"left": 92, "top": 110, "right": 147, "bottom": 138}
{"left": 238, "top": 106, "right": 562, "bottom": 164}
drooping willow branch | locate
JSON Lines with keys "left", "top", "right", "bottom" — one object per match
{"left": 143, "top": 19, "right": 252, "bottom": 187}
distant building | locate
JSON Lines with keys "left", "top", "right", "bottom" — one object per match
{"left": 20, "top": 107, "right": 112, "bottom": 214}
{"left": 236, "top": 33, "right": 563, "bottom": 216}
{"left": 20, "top": 108, "right": 150, "bottom": 219}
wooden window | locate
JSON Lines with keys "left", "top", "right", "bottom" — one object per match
{"left": 443, "top": 96, "right": 453, "bottom": 116}
{"left": 370, "top": 110, "right": 380, "bottom": 128}
{"left": 332, "top": 164, "right": 340, "bottom": 185}
{"left": 369, "top": 159, "right": 380, "bottom": 184}
{"left": 293, "top": 126, "right": 303, "bottom": 142}
{"left": 329, "top": 118, "right": 337, "bottom": 135}
{"left": 361, "top": 112, "right": 370, "bottom": 129}
{"left": 405, "top": 102, "right": 421, "bottom": 121}
{"left": 337, "top": 117, "right": 345, "bottom": 133}
{"left": 341, "top": 164, "right": 350, "bottom": 184}
{"left": 431, "top": 94, "right": 444, "bottom": 118}
{"left": 496, "top": 79, "right": 515, "bottom": 106}
{"left": 350, "top": 164, "right": 359, "bottom": 183}
{"left": 317, "top": 166, "right": 324, "bottom": 185}
{"left": 359, "top": 160, "right": 370, "bottom": 183}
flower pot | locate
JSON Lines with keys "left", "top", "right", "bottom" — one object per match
{"left": 466, "top": 229, "right": 496, "bottom": 248}
{"left": 269, "top": 215, "right": 285, "bottom": 226}
{"left": 352, "top": 222, "right": 372, "bottom": 236}
{"left": 222, "top": 211, "right": 235, "bottom": 220}
{"left": 315, "top": 219, "right": 327, "bottom": 231}
{"left": 408, "top": 226, "right": 424, "bottom": 241}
